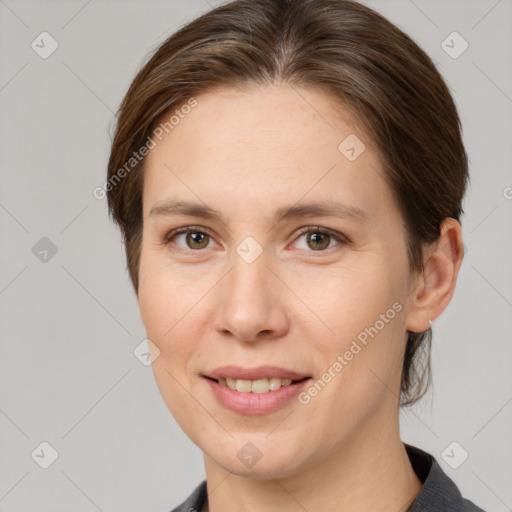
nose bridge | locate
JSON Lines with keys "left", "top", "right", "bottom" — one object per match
{"left": 230, "top": 249, "right": 270, "bottom": 299}
{"left": 227, "top": 249, "right": 273, "bottom": 315}
{"left": 226, "top": 230, "right": 274, "bottom": 302}
{"left": 212, "top": 246, "right": 288, "bottom": 341}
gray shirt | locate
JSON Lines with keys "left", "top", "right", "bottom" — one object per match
{"left": 170, "top": 444, "right": 486, "bottom": 511}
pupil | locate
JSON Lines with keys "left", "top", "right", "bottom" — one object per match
{"left": 188, "top": 232, "right": 207, "bottom": 249}
{"left": 309, "top": 233, "right": 329, "bottom": 250}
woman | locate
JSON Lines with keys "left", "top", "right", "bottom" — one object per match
{"left": 106, "top": 0, "right": 485, "bottom": 510}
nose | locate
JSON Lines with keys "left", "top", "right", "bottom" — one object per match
{"left": 211, "top": 252, "right": 290, "bottom": 343}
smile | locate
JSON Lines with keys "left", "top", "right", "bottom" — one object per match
{"left": 216, "top": 377, "right": 296, "bottom": 393}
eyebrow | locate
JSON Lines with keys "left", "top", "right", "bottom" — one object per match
{"left": 149, "top": 199, "right": 368, "bottom": 225}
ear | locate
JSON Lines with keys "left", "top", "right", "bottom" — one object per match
{"left": 406, "top": 218, "right": 465, "bottom": 333}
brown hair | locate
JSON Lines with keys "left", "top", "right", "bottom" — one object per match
{"left": 106, "top": 0, "right": 468, "bottom": 406}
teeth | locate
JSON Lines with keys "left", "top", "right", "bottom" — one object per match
{"left": 236, "top": 379, "right": 252, "bottom": 392}
{"left": 218, "top": 377, "right": 295, "bottom": 393}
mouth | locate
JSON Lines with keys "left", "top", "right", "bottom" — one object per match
{"left": 203, "top": 365, "right": 311, "bottom": 414}
{"left": 205, "top": 376, "right": 308, "bottom": 393}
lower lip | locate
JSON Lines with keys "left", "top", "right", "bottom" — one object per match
{"left": 206, "top": 378, "right": 311, "bottom": 415}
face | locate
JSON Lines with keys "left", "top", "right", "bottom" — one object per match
{"left": 138, "top": 84, "right": 417, "bottom": 478}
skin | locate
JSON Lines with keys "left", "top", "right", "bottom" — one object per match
{"left": 137, "top": 84, "right": 464, "bottom": 512}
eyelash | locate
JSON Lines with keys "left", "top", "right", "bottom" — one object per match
{"left": 163, "top": 225, "right": 348, "bottom": 255}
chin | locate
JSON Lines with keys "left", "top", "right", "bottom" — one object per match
{"left": 202, "top": 433, "right": 312, "bottom": 479}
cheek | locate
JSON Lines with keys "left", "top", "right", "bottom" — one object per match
{"left": 137, "top": 249, "right": 217, "bottom": 381}
{"left": 139, "top": 242, "right": 182, "bottom": 328}
{"left": 295, "top": 259, "right": 404, "bottom": 345}
{"left": 303, "top": 260, "right": 408, "bottom": 399}
{"left": 138, "top": 252, "right": 191, "bottom": 362}
{"left": 138, "top": 263, "right": 203, "bottom": 431}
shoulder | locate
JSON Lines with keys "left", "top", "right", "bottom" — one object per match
{"left": 169, "top": 480, "right": 207, "bottom": 512}
{"left": 405, "top": 444, "right": 487, "bottom": 511}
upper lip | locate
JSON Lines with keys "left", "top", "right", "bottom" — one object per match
{"left": 206, "top": 365, "right": 310, "bottom": 381}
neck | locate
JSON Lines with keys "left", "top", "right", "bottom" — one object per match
{"left": 203, "top": 411, "right": 422, "bottom": 512}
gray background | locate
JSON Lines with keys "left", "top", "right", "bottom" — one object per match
{"left": 0, "top": 0, "right": 511, "bottom": 510}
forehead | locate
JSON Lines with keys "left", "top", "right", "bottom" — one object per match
{"left": 142, "top": 84, "right": 390, "bottom": 221}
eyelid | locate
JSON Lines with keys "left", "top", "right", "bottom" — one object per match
{"left": 163, "top": 225, "right": 219, "bottom": 251}
{"left": 294, "top": 225, "right": 348, "bottom": 243}
{"left": 291, "top": 226, "right": 348, "bottom": 252}
{"left": 164, "top": 225, "right": 348, "bottom": 253}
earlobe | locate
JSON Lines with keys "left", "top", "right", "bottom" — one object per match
{"left": 405, "top": 218, "right": 464, "bottom": 333}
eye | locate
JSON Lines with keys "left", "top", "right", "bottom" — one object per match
{"left": 293, "top": 226, "right": 346, "bottom": 252}
{"left": 164, "top": 226, "right": 216, "bottom": 252}
{"left": 163, "top": 225, "right": 347, "bottom": 254}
